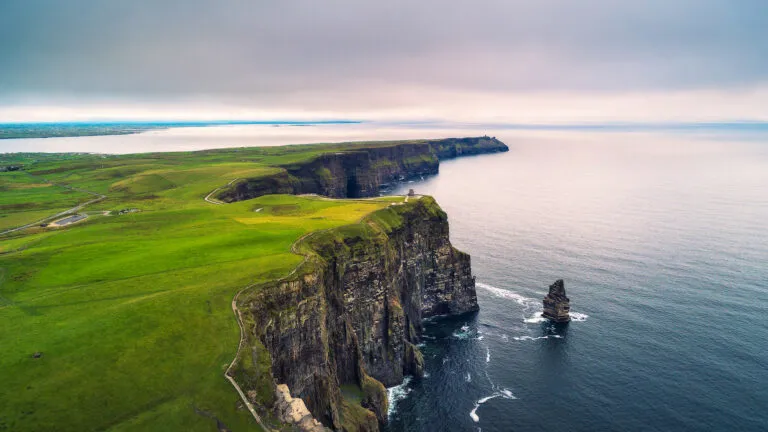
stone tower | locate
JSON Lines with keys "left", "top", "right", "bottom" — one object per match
{"left": 542, "top": 279, "right": 570, "bottom": 322}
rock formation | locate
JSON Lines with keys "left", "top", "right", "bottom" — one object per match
{"left": 542, "top": 279, "right": 571, "bottom": 323}
{"left": 230, "top": 197, "right": 478, "bottom": 431}
{"left": 215, "top": 137, "right": 508, "bottom": 202}
{"left": 274, "top": 384, "right": 330, "bottom": 432}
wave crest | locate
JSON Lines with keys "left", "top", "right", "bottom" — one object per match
{"left": 387, "top": 376, "right": 413, "bottom": 418}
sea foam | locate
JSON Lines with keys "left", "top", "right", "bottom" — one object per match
{"left": 570, "top": 312, "right": 589, "bottom": 321}
{"left": 476, "top": 282, "right": 537, "bottom": 306}
{"left": 477, "top": 282, "right": 590, "bottom": 324}
{"left": 513, "top": 335, "right": 562, "bottom": 341}
{"left": 469, "top": 389, "right": 516, "bottom": 422}
{"left": 387, "top": 376, "right": 413, "bottom": 418}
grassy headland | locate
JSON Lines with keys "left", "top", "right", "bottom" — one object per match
{"left": 0, "top": 138, "right": 505, "bottom": 431}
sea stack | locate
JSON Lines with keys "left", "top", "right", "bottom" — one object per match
{"left": 542, "top": 279, "right": 571, "bottom": 322}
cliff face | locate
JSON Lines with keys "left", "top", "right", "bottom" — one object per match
{"left": 231, "top": 197, "right": 478, "bottom": 431}
{"left": 216, "top": 137, "right": 508, "bottom": 202}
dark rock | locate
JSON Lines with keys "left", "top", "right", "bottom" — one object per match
{"left": 236, "top": 197, "right": 478, "bottom": 431}
{"left": 216, "top": 137, "right": 509, "bottom": 202}
{"left": 542, "top": 279, "right": 570, "bottom": 323}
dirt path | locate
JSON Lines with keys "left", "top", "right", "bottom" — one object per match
{"left": 224, "top": 210, "right": 379, "bottom": 431}
{"left": 224, "top": 230, "right": 318, "bottom": 432}
{"left": 205, "top": 178, "right": 240, "bottom": 205}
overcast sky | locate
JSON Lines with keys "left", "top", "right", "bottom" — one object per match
{"left": 1, "top": 0, "right": 767, "bottom": 122}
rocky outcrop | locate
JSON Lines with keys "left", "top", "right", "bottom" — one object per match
{"left": 231, "top": 197, "right": 478, "bottom": 431}
{"left": 274, "top": 384, "right": 330, "bottom": 432}
{"left": 542, "top": 279, "right": 571, "bottom": 323}
{"left": 216, "top": 137, "right": 508, "bottom": 202}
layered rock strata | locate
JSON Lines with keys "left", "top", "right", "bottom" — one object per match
{"left": 542, "top": 279, "right": 571, "bottom": 322}
{"left": 216, "top": 137, "right": 508, "bottom": 202}
{"left": 231, "top": 197, "right": 478, "bottom": 431}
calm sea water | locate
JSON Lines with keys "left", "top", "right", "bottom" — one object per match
{"left": 385, "top": 132, "right": 768, "bottom": 431}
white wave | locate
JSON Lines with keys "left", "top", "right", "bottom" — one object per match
{"left": 466, "top": 372, "right": 472, "bottom": 382}
{"left": 470, "top": 405, "right": 480, "bottom": 422}
{"left": 499, "top": 388, "right": 516, "bottom": 399}
{"left": 476, "top": 282, "right": 537, "bottom": 306}
{"left": 523, "top": 312, "right": 547, "bottom": 323}
{"left": 486, "top": 347, "right": 491, "bottom": 363}
{"left": 475, "top": 282, "right": 588, "bottom": 325}
{"left": 477, "top": 394, "right": 500, "bottom": 404}
{"left": 513, "top": 335, "right": 563, "bottom": 341}
{"left": 470, "top": 389, "right": 516, "bottom": 422}
{"left": 513, "top": 335, "right": 545, "bottom": 341}
{"left": 570, "top": 312, "right": 589, "bottom": 322}
{"left": 387, "top": 376, "right": 413, "bottom": 418}
{"left": 452, "top": 323, "right": 475, "bottom": 339}
{"left": 477, "top": 335, "right": 484, "bottom": 340}
{"left": 424, "top": 371, "right": 430, "bottom": 378}
{"left": 501, "top": 334, "right": 509, "bottom": 342}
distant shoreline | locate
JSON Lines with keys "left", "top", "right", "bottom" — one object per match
{"left": 0, "top": 120, "right": 361, "bottom": 140}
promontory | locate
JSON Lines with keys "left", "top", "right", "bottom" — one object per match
{"left": 0, "top": 136, "right": 508, "bottom": 431}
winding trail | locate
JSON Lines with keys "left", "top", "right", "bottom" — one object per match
{"left": 205, "top": 178, "right": 240, "bottom": 205}
{"left": 223, "top": 196, "right": 410, "bottom": 430}
{"left": 207, "top": 182, "right": 413, "bottom": 429}
{"left": 224, "top": 228, "right": 321, "bottom": 432}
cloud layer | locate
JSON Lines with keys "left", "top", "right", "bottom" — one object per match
{"left": 1, "top": 0, "right": 767, "bottom": 121}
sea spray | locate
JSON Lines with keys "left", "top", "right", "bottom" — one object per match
{"left": 469, "top": 390, "right": 516, "bottom": 422}
{"left": 477, "top": 282, "right": 589, "bottom": 324}
{"left": 386, "top": 376, "right": 413, "bottom": 418}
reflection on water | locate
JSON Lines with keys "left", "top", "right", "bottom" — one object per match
{"left": 383, "top": 130, "right": 768, "bottom": 431}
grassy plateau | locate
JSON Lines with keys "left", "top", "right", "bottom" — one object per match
{"left": 0, "top": 143, "right": 416, "bottom": 431}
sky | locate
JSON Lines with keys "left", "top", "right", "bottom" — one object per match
{"left": 1, "top": 0, "right": 767, "bottom": 123}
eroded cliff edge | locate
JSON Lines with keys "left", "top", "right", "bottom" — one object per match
{"left": 216, "top": 137, "right": 508, "bottom": 201}
{"left": 230, "top": 197, "right": 478, "bottom": 431}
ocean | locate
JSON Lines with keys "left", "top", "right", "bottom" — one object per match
{"left": 383, "top": 131, "right": 768, "bottom": 431}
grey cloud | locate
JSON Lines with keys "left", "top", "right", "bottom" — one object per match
{"left": 1, "top": 0, "right": 767, "bottom": 104}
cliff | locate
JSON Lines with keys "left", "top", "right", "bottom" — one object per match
{"left": 216, "top": 137, "right": 508, "bottom": 201}
{"left": 229, "top": 197, "right": 478, "bottom": 431}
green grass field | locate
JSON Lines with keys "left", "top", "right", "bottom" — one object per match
{"left": 0, "top": 144, "right": 405, "bottom": 431}
{"left": 0, "top": 171, "right": 94, "bottom": 231}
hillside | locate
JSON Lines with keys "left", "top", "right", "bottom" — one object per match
{"left": 0, "top": 137, "right": 507, "bottom": 431}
